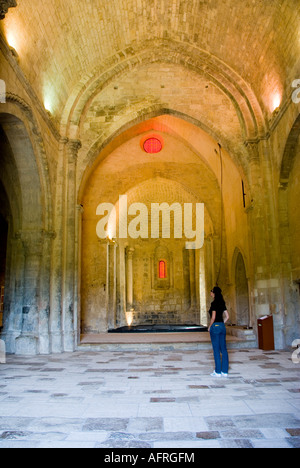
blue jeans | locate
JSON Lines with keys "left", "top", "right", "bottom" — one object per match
{"left": 210, "top": 323, "right": 229, "bottom": 374}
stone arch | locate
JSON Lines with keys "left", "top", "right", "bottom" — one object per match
{"left": 79, "top": 127, "right": 222, "bottom": 333}
{"left": 4, "top": 95, "right": 53, "bottom": 231}
{"left": 231, "top": 248, "right": 250, "bottom": 327}
{"left": 0, "top": 121, "right": 22, "bottom": 233}
{"left": 62, "top": 39, "right": 266, "bottom": 141}
{"left": 77, "top": 108, "right": 250, "bottom": 206}
{"left": 279, "top": 114, "right": 300, "bottom": 189}
{"left": 0, "top": 113, "right": 43, "bottom": 230}
{"left": 0, "top": 109, "right": 52, "bottom": 354}
{"left": 277, "top": 113, "right": 300, "bottom": 345}
{"left": 278, "top": 114, "right": 300, "bottom": 281}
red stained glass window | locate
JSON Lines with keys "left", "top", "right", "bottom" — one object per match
{"left": 159, "top": 260, "right": 167, "bottom": 279}
{"left": 143, "top": 138, "right": 163, "bottom": 154}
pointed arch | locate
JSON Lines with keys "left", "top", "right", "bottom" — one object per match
{"left": 231, "top": 248, "right": 250, "bottom": 327}
{"left": 62, "top": 39, "right": 266, "bottom": 141}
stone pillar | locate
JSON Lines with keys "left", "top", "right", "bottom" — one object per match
{"left": 246, "top": 143, "right": 268, "bottom": 310}
{"left": 119, "top": 243, "right": 126, "bottom": 327}
{"left": 199, "top": 247, "right": 207, "bottom": 326}
{"left": 49, "top": 138, "right": 67, "bottom": 354}
{"left": 245, "top": 140, "right": 286, "bottom": 348}
{"left": 189, "top": 249, "right": 196, "bottom": 310}
{"left": 113, "top": 242, "right": 118, "bottom": 328}
{"left": 105, "top": 240, "right": 110, "bottom": 324}
{"left": 261, "top": 139, "right": 287, "bottom": 348}
{"left": 1, "top": 231, "right": 24, "bottom": 354}
{"left": 62, "top": 139, "right": 81, "bottom": 352}
{"left": 39, "top": 230, "right": 56, "bottom": 354}
{"left": 208, "top": 236, "right": 215, "bottom": 287}
{"left": 106, "top": 240, "right": 118, "bottom": 330}
{"left": 74, "top": 204, "right": 84, "bottom": 344}
{"left": 126, "top": 247, "right": 134, "bottom": 310}
{"left": 15, "top": 231, "right": 43, "bottom": 355}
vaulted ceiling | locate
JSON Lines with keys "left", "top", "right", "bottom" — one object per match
{"left": 1, "top": 0, "right": 300, "bottom": 140}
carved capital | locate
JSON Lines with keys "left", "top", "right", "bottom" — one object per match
{"left": 0, "top": 0, "right": 17, "bottom": 20}
{"left": 126, "top": 247, "right": 135, "bottom": 259}
{"left": 66, "top": 139, "right": 82, "bottom": 163}
{"left": 244, "top": 140, "right": 260, "bottom": 164}
{"left": 76, "top": 204, "right": 84, "bottom": 214}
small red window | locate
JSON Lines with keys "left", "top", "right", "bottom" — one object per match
{"left": 159, "top": 260, "right": 167, "bottom": 279}
{"left": 143, "top": 138, "right": 163, "bottom": 154}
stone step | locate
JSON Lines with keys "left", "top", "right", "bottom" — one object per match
{"left": 226, "top": 326, "right": 257, "bottom": 341}
{"left": 78, "top": 332, "right": 258, "bottom": 352}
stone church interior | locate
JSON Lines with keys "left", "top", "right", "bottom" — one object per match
{"left": 0, "top": 0, "right": 299, "bottom": 355}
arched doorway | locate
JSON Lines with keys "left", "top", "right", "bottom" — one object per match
{"left": 78, "top": 114, "right": 251, "bottom": 338}
{"left": 235, "top": 252, "right": 250, "bottom": 327}
{"left": 0, "top": 123, "right": 16, "bottom": 337}
{"left": 0, "top": 212, "right": 8, "bottom": 330}
{"left": 0, "top": 112, "right": 50, "bottom": 354}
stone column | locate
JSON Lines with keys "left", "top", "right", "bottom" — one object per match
{"left": 1, "top": 230, "right": 24, "bottom": 354}
{"left": 199, "top": 246, "right": 207, "bottom": 326}
{"left": 106, "top": 240, "right": 118, "bottom": 330}
{"left": 105, "top": 240, "right": 110, "bottom": 322}
{"left": 246, "top": 142, "right": 269, "bottom": 280}
{"left": 49, "top": 138, "right": 67, "bottom": 354}
{"left": 126, "top": 247, "right": 134, "bottom": 310}
{"left": 208, "top": 235, "right": 215, "bottom": 287}
{"left": 74, "top": 204, "right": 84, "bottom": 344}
{"left": 245, "top": 140, "right": 286, "bottom": 348}
{"left": 62, "top": 139, "right": 81, "bottom": 352}
{"left": 15, "top": 231, "right": 43, "bottom": 355}
{"left": 119, "top": 243, "right": 126, "bottom": 327}
{"left": 113, "top": 242, "right": 118, "bottom": 328}
{"left": 39, "top": 230, "right": 56, "bottom": 354}
{"left": 189, "top": 249, "right": 196, "bottom": 310}
{"left": 261, "top": 139, "right": 286, "bottom": 348}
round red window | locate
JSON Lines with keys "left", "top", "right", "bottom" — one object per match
{"left": 143, "top": 137, "right": 163, "bottom": 154}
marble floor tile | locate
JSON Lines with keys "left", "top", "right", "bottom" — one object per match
{"left": 0, "top": 348, "right": 299, "bottom": 448}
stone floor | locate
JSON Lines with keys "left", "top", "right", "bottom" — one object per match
{"left": 0, "top": 348, "right": 299, "bottom": 448}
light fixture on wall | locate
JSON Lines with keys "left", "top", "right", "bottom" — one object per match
{"left": 271, "top": 92, "right": 281, "bottom": 114}
{"left": 44, "top": 98, "right": 52, "bottom": 114}
{"left": 6, "top": 29, "right": 17, "bottom": 49}
{"left": 5, "top": 30, "right": 19, "bottom": 61}
{"left": 126, "top": 310, "right": 134, "bottom": 328}
{"left": 9, "top": 45, "right": 18, "bottom": 60}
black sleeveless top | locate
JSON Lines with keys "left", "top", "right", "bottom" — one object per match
{"left": 209, "top": 299, "right": 227, "bottom": 323}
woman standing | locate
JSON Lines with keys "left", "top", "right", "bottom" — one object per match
{"left": 208, "top": 286, "right": 229, "bottom": 377}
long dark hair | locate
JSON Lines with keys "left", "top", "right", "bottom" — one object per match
{"left": 211, "top": 286, "right": 226, "bottom": 308}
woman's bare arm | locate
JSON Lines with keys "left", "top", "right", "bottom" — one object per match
{"left": 223, "top": 310, "right": 229, "bottom": 324}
